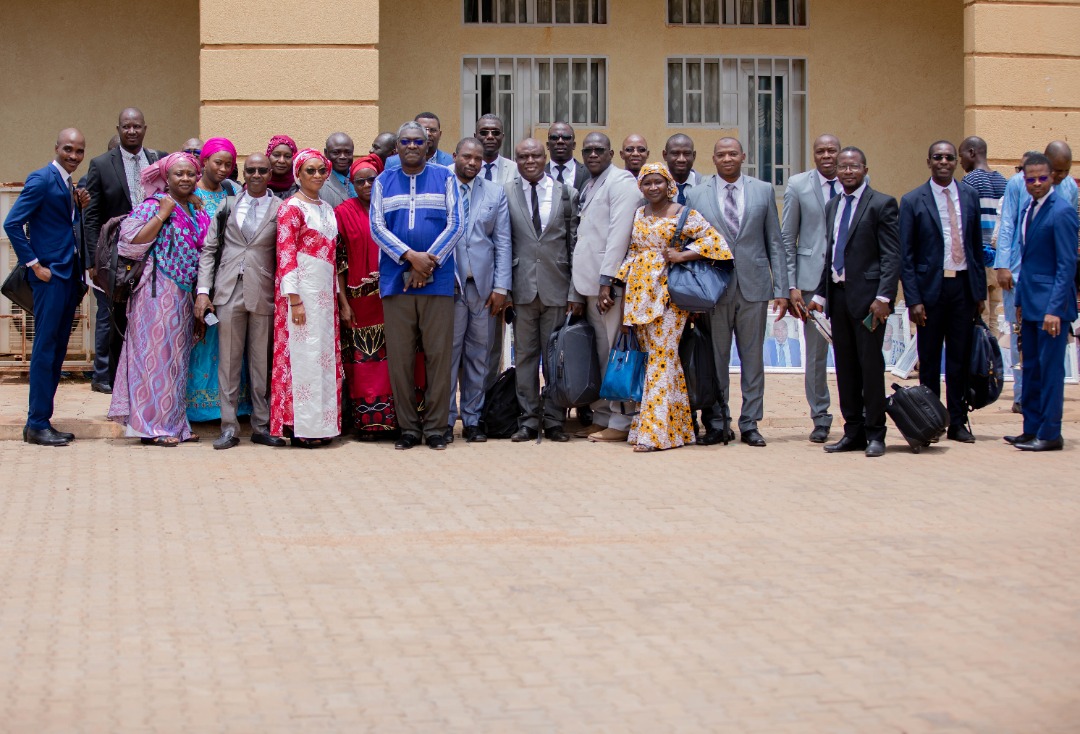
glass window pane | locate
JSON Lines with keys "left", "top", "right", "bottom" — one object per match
{"left": 790, "top": 91, "right": 805, "bottom": 176}
{"left": 739, "top": 0, "right": 753, "bottom": 23}
{"left": 668, "top": 0, "right": 684, "bottom": 23}
{"left": 573, "top": 61, "right": 588, "bottom": 91}
{"left": 556, "top": 0, "right": 571, "bottom": 23}
{"left": 465, "top": 0, "right": 479, "bottom": 22}
{"left": 574, "top": 0, "right": 588, "bottom": 23}
{"left": 688, "top": 0, "right": 701, "bottom": 24}
{"left": 704, "top": 0, "right": 720, "bottom": 24}
{"left": 537, "top": 0, "right": 553, "bottom": 22}
{"left": 482, "top": 0, "right": 495, "bottom": 22}
{"left": 538, "top": 61, "right": 551, "bottom": 91}
{"left": 594, "top": 0, "right": 607, "bottom": 23}
{"left": 687, "top": 61, "right": 701, "bottom": 91}
{"left": 539, "top": 92, "right": 552, "bottom": 124}
{"left": 775, "top": 0, "right": 790, "bottom": 24}
{"left": 793, "top": 0, "right": 805, "bottom": 25}
{"left": 687, "top": 92, "right": 702, "bottom": 124}
{"left": 704, "top": 62, "right": 720, "bottom": 122}
{"left": 555, "top": 62, "right": 570, "bottom": 123}
{"left": 758, "top": 0, "right": 772, "bottom": 24}
{"left": 667, "top": 62, "right": 684, "bottom": 124}
{"left": 591, "top": 61, "right": 604, "bottom": 124}
{"left": 572, "top": 92, "right": 585, "bottom": 124}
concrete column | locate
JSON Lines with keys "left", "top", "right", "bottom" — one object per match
{"left": 965, "top": 0, "right": 1080, "bottom": 168}
{"left": 199, "top": 0, "right": 380, "bottom": 157}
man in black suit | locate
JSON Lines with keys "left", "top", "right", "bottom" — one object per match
{"left": 900, "top": 141, "right": 987, "bottom": 443}
{"left": 544, "top": 122, "right": 589, "bottom": 189}
{"left": 83, "top": 107, "right": 167, "bottom": 392}
{"left": 808, "top": 147, "right": 901, "bottom": 458}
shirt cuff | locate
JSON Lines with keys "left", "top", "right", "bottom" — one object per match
{"left": 26, "top": 259, "right": 39, "bottom": 268}
{"left": 196, "top": 287, "right": 210, "bottom": 296}
{"left": 598, "top": 275, "right": 615, "bottom": 287}
{"left": 493, "top": 287, "right": 508, "bottom": 296}
{"left": 875, "top": 296, "right": 889, "bottom": 303}
{"left": 812, "top": 295, "right": 826, "bottom": 307}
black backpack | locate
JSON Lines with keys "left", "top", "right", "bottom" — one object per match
{"left": 93, "top": 214, "right": 156, "bottom": 303}
{"left": 966, "top": 317, "right": 1004, "bottom": 410}
{"left": 481, "top": 367, "right": 523, "bottom": 439}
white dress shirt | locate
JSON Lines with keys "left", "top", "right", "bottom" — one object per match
{"left": 816, "top": 170, "right": 840, "bottom": 203}
{"left": 522, "top": 174, "right": 554, "bottom": 231}
{"left": 550, "top": 159, "right": 578, "bottom": 185}
{"left": 931, "top": 179, "right": 967, "bottom": 271}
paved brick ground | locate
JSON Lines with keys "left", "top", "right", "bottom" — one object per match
{"left": 0, "top": 376, "right": 1078, "bottom": 733}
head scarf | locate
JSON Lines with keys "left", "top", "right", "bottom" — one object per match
{"left": 266, "top": 135, "right": 298, "bottom": 193}
{"left": 350, "top": 153, "right": 384, "bottom": 179}
{"left": 140, "top": 152, "right": 202, "bottom": 199}
{"left": 200, "top": 137, "right": 237, "bottom": 167}
{"left": 292, "top": 148, "right": 331, "bottom": 180}
{"left": 636, "top": 163, "right": 678, "bottom": 200}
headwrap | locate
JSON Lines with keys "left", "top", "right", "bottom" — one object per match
{"left": 266, "top": 135, "right": 299, "bottom": 194}
{"left": 200, "top": 137, "right": 237, "bottom": 167}
{"left": 139, "top": 152, "right": 202, "bottom": 199}
{"left": 266, "top": 135, "right": 298, "bottom": 158}
{"left": 350, "top": 153, "right": 384, "bottom": 179}
{"left": 636, "top": 163, "right": 678, "bottom": 200}
{"left": 292, "top": 148, "right": 331, "bottom": 180}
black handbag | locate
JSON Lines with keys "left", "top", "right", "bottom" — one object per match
{"left": 1, "top": 263, "right": 35, "bottom": 314}
{"left": 667, "top": 205, "right": 731, "bottom": 313}
{"left": 679, "top": 319, "right": 719, "bottom": 410}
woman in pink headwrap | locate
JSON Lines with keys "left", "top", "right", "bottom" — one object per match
{"left": 269, "top": 148, "right": 342, "bottom": 447}
{"left": 108, "top": 152, "right": 213, "bottom": 446}
{"left": 266, "top": 135, "right": 298, "bottom": 198}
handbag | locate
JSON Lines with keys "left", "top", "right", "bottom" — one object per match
{"left": 679, "top": 319, "right": 719, "bottom": 410}
{"left": 598, "top": 330, "right": 647, "bottom": 403}
{"left": 1, "top": 263, "right": 35, "bottom": 315}
{"left": 667, "top": 205, "right": 731, "bottom": 313}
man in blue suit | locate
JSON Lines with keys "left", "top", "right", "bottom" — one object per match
{"left": 1005, "top": 154, "right": 1079, "bottom": 451}
{"left": 447, "top": 138, "right": 512, "bottom": 442}
{"left": 900, "top": 140, "right": 987, "bottom": 443}
{"left": 3, "top": 129, "right": 89, "bottom": 446}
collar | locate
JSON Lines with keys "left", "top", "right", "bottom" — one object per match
{"left": 930, "top": 178, "right": 958, "bottom": 195}
{"left": 122, "top": 148, "right": 144, "bottom": 161}
{"left": 456, "top": 176, "right": 474, "bottom": 191}
{"left": 844, "top": 180, "right": 868, "bottom": 200}
{"left": 50, "top": 160, "right": 72, "bottom": 184}
{"left": 522, "top": 174, "right": 553, "bottom": 191}
{"left": 719, "top": 174, "right": 744, "bottom": 190}
{"left": 1033, "top": 190, "right": 1053, "bottom": 208}
{"left": 816, "top": 170, "right": 838, "bottom": 188}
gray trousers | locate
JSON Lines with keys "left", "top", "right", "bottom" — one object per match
{"left": 514, "top": 297, "right": 566, "bottom": 431}
{"left": 383, "top": 294, "right": 455, "bottom": 439}
{"left": 801, "top": 288, "right": 833, "bottom": 429}
{"left": 216, "top": 289, "right": 273, "bottom": 435}
{"left": 586, "top": 294, "right": 633, "bottom": 432}
{"left": 485, "top": 316, "right": 505, "bottom": 390}
{"left": 449, "top": 280, "right": 496, "bottom": 427}
{"left": 710, "top": 287, "right": 767, "bottom": 433}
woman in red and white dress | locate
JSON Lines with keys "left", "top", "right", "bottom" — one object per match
{"left": 269, "top": 148, "right": 342, "bottom": 447}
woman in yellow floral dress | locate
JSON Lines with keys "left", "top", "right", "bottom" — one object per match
{"left": 616, "top": 163, "right": 732, "bottom": 452}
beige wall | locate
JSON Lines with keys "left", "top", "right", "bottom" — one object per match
{"left": 0, "top": 0, "right": 199, "bottom": 184}
{"left": 380, "top": 0, "right": 963, "bottom": 199}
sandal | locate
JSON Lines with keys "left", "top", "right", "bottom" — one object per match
{"left": 633, "top": 444, "right": 656, "bottom": 453}
{"left": 141, "top": 436, "right": 179, "bottom": 447}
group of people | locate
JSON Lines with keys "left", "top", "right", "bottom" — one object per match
{"left": 5, "top": 106, "right": 1077, "bottom": 454}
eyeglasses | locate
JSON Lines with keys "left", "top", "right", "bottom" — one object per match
{"left": 183, "top": 148, "right": 201, "bottom": 157}
{"left": 1025, "top": 175, "right": 1050, "bottom": 184}
{"left": 303, "top": 166, "right": 329, "bottom": 176}
{"left": 548, "top": 134, "right": 573, "bottom": 142}
{"left": 931, "top": 154, "right": 957, "bottom": 162}
{"left": 398, "top": 138, "right": 426, "bottom": 148}
{"left": 582, "top": 147, "right": 608, "bottom": 156}
{"left": 353, "top": 176, "right": 377, "bottom": 185}
{"left": 623, "top": 146, "right": 648, "bottom": 153}
{"left": 244, "top": 166, "right": 270, "bottom": 174}
{"left": 837, "top": 164, "right": 865, "bottom": 172}
{"left": 477, "top": 129, "right": 503, "bottom": 138}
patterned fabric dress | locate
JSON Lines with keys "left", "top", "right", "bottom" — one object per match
{"left": 616, "top": 207, "right": 731, "bottom": 450}
{"left": 270, "top": 197, "right": 342, "bottom": 439}
{"left": 108, "top": 195, "right": 211, "bottom": 439}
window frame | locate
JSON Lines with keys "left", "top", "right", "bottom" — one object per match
{"left": 463, "top": 0, "right": 608, "bottom": 25}
{"left": 666, "top": 0, "right": 808, "bottom": 27}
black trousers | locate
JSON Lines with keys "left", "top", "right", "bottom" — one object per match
{"left": 831, "top": 285, "right": 888, "bottom": 442}
{"left": 916, "top": 276, "right": 975, "bottom": 425}
{"left": 107, "top": 304, "right": 127, "bottom": 386}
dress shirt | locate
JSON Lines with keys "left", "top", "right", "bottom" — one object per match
{"left": 716, "top": 174, "right": 745, "bottom": 222}
{"left": 931, "top": 179, "right": 967, "bottom": 271}
{"left": 816, "top": 170, "right": 840, "bottom": 203}
{"left": 551, "top": 159, "right": 578, "bottom": 184}
{"left": 1021, "top": 191, "right": 1052, "bottom": 244}
{"left": 522, "top": 174, "right": 554, "bottom": 231}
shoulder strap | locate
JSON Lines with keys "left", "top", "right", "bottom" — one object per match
{"left": 673, "top": 205, "right": 692, "bottom": 250}
{"left": 561, "top": 183, "right": 573, "bottom": 257}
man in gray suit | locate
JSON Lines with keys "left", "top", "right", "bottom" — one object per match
{"left": 447, "top": 138, "right": 512, "bottom": 443}
{"left": 686, "top": 137, "right": 788, "bottom": 447}
{"left": 320, "top": 132, "right": 355, "bottom": 208}
{"left": 572, "top": 132, "right": 641, "bottom": 442}
{"left": 195, "top": 153, "right": 286, "bottom": 450}
{"left": 782, "top": 133, "right": 842, "bottom": 443}
{"left": 506, "top": 138, "right": 583, "bottom": 442}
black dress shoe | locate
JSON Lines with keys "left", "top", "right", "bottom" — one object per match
{"left": 576, "top": 406, "right": 593, "bottom": 425}
{"left": 251, "top": 432, "right": 287, "bottom": 447}
{"left": 90, "top": 381, "right": 113, "bottom": 394}
{"left": 544, "top": 426, "right": 571, "bottom": 442}
{"left": 1003, "top": 432, "right": 1036, "bottom": 446}
{"left": 24, "top": 426, "right": 71, "bottom": 446}
{"left": 809, "top": 426, "right": 830, "bottom": 444}
{"left": 48, "top": 425, "right": 75, "bottom": 442}
{"left": 394, "top": 434, "right": 421, "bottom": 450}
{"left": 510, "top": 427, "right": 538, "bottom": 442}
{"left": 426, "top": 434, "right": 447, "bottom": 450}
{"left": 947, "top": 425, "right": 976, "bottom": 443}
{"left": 443, "top": 427, "right": 455, "bottom": 444}
{"left": 463, "top": 425, "right": 487, "bottom": 443}
{"left": 865, "top": 439, "right": 886, "bottom": 458}
{"left": 740, "top": 429, "right": 766, "bottom": 447}
{"left": 700, "top": 427, "right": 734, "bottom": 446}
{"left": 1015, "top": 436, "right": 1063, "bottom": 452}
{"left": 824, "top": 435, "right": 867, "bottom": 453}
{"left": 213, "top": 429, "right": 240, "bottom": 450}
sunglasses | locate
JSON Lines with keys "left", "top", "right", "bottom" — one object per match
{"left": 244, "top": 166, "right": 270, "bottom": 174}
{"left": 548, "top": 134, "right": 573, "bottom": 142}
{"left": 582, "top": 147, "right": 608, "bottom": 156}
{"left": 477, "top": 130, "right": 503, "bottom": 138}
{"left": 398, "top": 138, "right": 426, "bottom": 148}
{"left": 353, "top": 176, "right": 377, "bottom": 185}
{"left": 303, "top": 166, "right": 329, "bottom": 176}
{"left": 1025, "top": 175, "right": 1050, "bottom": 184}
{"left": 623, "top": 146, "right": 648, "bottom": 153}
{"left": 183, "top": 148, "right": 201, "bottom": 157}
{"left": 931, "top": 154, "right": 957, "bottom": 162}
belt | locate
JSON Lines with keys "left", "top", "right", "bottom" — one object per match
{"left": 944, "top": 269, "right": 956, "bottom": 278}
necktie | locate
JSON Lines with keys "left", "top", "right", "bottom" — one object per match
{"left": 530, "top": 181, "right": 542, "bottom": 237}
{"left": 460, "top": 183, "right": 470, "bottom": 226}
{"left": 130, "top": 153, "right": 144, "bottom": 205}
{"left": 834, "top": 194, "right": 855, "bottom": 276}
{"left": 778, "top": 342, "right": 788, "bottom": 367}
{"left": 724, "top": 183, "right": 740, "bottom": 237}
{"left": 484, "top": 162, "right": 495, "bottom": 181}
{"left": 827, "top": 180, "right": 838, "bottom": 199}
{"left": 943, "top": 187, "right": 964, "bottom": 265}
{"left": 677, "top": 183, "right": 688, "bottom": 205}
{"left": 242, "top": 198, "right": 260, "bottom": 240}
{"left": 556, "top": 164, "right": 566, "bottom": 183}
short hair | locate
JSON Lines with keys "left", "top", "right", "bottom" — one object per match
{"left": 839, "top": 146, "right": 867, "bottom": 166}
{"left": 716, "top": 137, "right": 743, "bottom": 153}
{"left": 1023, "top": 153, "right": 1051, "bottom": 171}
{"left": 927, "top": 140, "right": 955, "bottom": 158}
{"left": 397, "top": 121, "right": 428, "bottom": 142}
{"left": 1021, "top": 150, "right": 1041, "bottom": 165}
{"left": 584, "top": 132, "right": 611, "bottom": 149}
{"left": 664, "top": 134, "right": 694, "bottom": 151}
{"left": 455, "top": 137, "right": 484, "bottom": 154}
{"left": 961, "top": 136, "right": 987, "bottom": 155}
{"left": 476, "top": 114, "right": 503, "bottom": 129}
{"left": 415, "top": 112, "right": 441, "bottom": 126}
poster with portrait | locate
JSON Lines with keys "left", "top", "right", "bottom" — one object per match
{"left": 882, "top": 307, "right": 912, "bottom": 370}
{"left": 728, "top": 305, "right": 807, "bottom": 373}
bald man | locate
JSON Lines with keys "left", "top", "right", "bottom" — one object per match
{"left": 1045, "top": 141, "right": 1078, "bottom": 209}
{"left": 619, "top": 135, "right": 650, "bottom": 178}
{"left": 370, "top": 132, "right": 397, "bottom": 163}
{"left": 4, "top": 129, "right": 90, "bottom": 445}
{"left": 320, "top": 132, "right": 355, "bottom": 208}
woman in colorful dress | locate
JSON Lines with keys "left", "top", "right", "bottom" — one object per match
{"left": 616, "top": 162, "right": 732, "bottom": 452}
{"left": 266, "top": 135, "right": 299, "bottom": 199}
{"left": 334, "top": 153, "right": 402, "bottom": 440}
{"left": 187, "top": 137, "right": 250, "bottom": 422}
{"left": 270, "top": 148, "right": 342, "bottom": 447}
{"left": 108, "top": 152, "right": 212, "bottom": 446}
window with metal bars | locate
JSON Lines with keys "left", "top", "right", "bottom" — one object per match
{"left": 464, "top": 0, "right": 607, "bottom": 24}
{"left": 667, "top": 0, "right": 806, "bottom": 26}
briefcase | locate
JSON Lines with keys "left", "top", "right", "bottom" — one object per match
{"left": 543, "top": 314, "right": 601, "bottom": 409}
{"left": 1, "top": 263, "right": 35, "bottom": 315}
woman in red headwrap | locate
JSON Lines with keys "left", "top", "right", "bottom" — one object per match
{"left": 266, "top": 135, "right": 298, "bottom": 198}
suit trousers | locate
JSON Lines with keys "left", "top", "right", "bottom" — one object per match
{"left": 1020, "top": 319, "right": 1066, "bottom": 440}
{"left": 710, "top": 289, "right": 767, "bottom": 433}
{"left": 216, "top": 287, "right": 272, "bottom": 435}
{"left": 586, "top": 294, "right": 633, "bottom": 432}
{"left": 449, "top": 280, "right": 496, "bottom": 428}
{"left": 915, "top": 276, "right": 976, "bottom": 425}
{"left": 801, "top": 288, "right": 833, "bottom": 429}
{"left": 27, "top": 275, "right": 82, "bottom": 430}
{"left": 107, "top": 299, "right": 128, "bottom": 386}
{"left": 383, "top": 294, "right": 455, "bottom": 439}
{"left": 513, "top": 297, "right": 566, "bottom": 431}
{"left": 830, "top": 285, "right": 888, "bottom": 442}
{"left": 91, "top": 288, "right": 111, "bottom": 384}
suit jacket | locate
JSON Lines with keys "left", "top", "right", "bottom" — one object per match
{"left": 320, "top": 173, "right": 350, "bottom": 209}
{"left": 815, "top": 185, "right": 902, "bottom": 319}
{"left": 83, "top": 146, "right": 166, "bottom": 262}
{"left": 764, "top": 337, "right": 802, "bottom": 367}
{"left": 782, "top": 169, "right": 834, "bottom": 292}
{"left": 687, "top": 174, "right": 787, "bottom": 301}
{"left": 899, "top": 180, "right": 987, "bottom": 307}
{"left": 3, "top": 163, "right": 81, "bottom": 281}
{"left": 505, "top": 176, "right": 582, "bottom": 306}
{"left": 196, "top": 192, "right": 282, "bottom": 315}
{"left": 455, "top": 176, "right": 512, "bottom": 301}
{"left": 1016, "top": 190, "right": 1079, "bottom": 322}
{"left": 545, "top": 159, "right": 589, "bottom": 190}
{"left": 571, "top": 165, "right": 639, "bottom": 297}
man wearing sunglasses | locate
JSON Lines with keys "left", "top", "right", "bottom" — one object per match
{"left": 618, "top": 135, "right": 650, "bottom": 179}
{"left": 544, "top": 123, "right": 588, "bottom": 189}
{"left": 474, "top": 114, "right": 515, "bottom": 184}
{"left": 194, "top": 152, "right": 285, "bottom": 450}
{"left": 899, "top": 140, "right": 987, "bottom": 443}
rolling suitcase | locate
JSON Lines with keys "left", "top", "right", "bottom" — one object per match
{"left": 884, "top": 383, "right": 948, "bottom": 453}
{"left": 543, "top": 314, "right": 601, "bottom": 409}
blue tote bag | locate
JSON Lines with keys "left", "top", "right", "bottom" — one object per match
{"left": 598, "top": 330, "right": 647, "bottom": 403}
